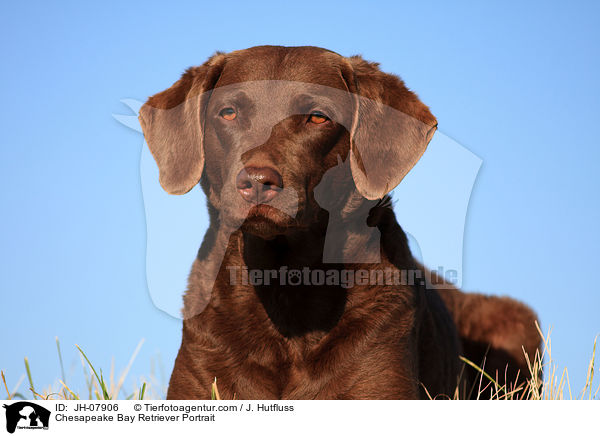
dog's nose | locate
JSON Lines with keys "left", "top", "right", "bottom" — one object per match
{"left": 236, "top": 166, "right": 283, "bottom": 204}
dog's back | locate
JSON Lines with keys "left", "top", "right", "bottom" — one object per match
{"left": 439, "top": 286, "right": 541, "bottom": 398}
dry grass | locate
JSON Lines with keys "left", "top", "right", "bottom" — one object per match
{"left": 1, "top": 338, "right": 165, "bottom": 400}
{"left": 448, "top": 322, "right": 598, "bottom": 400}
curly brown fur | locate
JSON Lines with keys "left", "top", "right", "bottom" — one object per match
{"left": 140, "top": 46, "right": 541, "bottom": 399}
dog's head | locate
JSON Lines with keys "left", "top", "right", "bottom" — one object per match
{"left": 139, "top": 46, "right": 436, "bottom": 239}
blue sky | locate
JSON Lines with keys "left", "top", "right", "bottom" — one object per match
{"left": 1, "top": 1, "right": 598, "bottom": 398}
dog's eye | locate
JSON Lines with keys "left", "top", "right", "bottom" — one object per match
{"left": 219, "top": 107, "right": 237, "bottom": 121}
{"left": 308, "top": 111, "right": 329, "bottom": 124}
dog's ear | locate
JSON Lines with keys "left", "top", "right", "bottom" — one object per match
{"left": 139, "top": 54, "right": 226, "bottom": 195}
{"left": 342, "top": 56, "right": 437, "bottom": 200}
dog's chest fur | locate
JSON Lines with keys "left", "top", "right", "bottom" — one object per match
{"left": 169, "top": 219, "right": 432, "bottom": 399}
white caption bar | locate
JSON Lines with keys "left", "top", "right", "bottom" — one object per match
{"left": 1, "top": 400, "right": 595, "bottom": 436}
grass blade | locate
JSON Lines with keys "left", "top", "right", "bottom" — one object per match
{"left": 76, "top": 345, "right": 110, "bottom": 400}
{"left": 1, "top": 371, "right": 11, "bottom": 400}
{"left": 211, "top": 378, "right": 221, "bottom": 400}
{"left": 581, "top": 334, "right": 597, "bottom": 400}
{"left": 23, "top": 358, "right": 35, "bottom": 399}
{"left": 459, "top": 355, "right": 506, "bottom": 397}
{"left": 114, "top": 338, "right": 145, "bottom": 399}
{"left": 58, "top": 379, "right": 79, "bottom": 400}
{"left": 55, "top": 337, "right": 67, "bottom": 385}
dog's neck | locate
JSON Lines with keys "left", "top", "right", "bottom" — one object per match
{"left": 185, "top": 194, "right": 415, "bottom": 336}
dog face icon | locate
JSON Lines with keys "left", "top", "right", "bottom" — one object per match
{"left": 3, "top": 402, "right": 50, "bottom": 433}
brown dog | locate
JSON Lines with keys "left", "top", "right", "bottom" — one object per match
{"left": 139, "top": 45, "right": 541, "bottom": 399}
